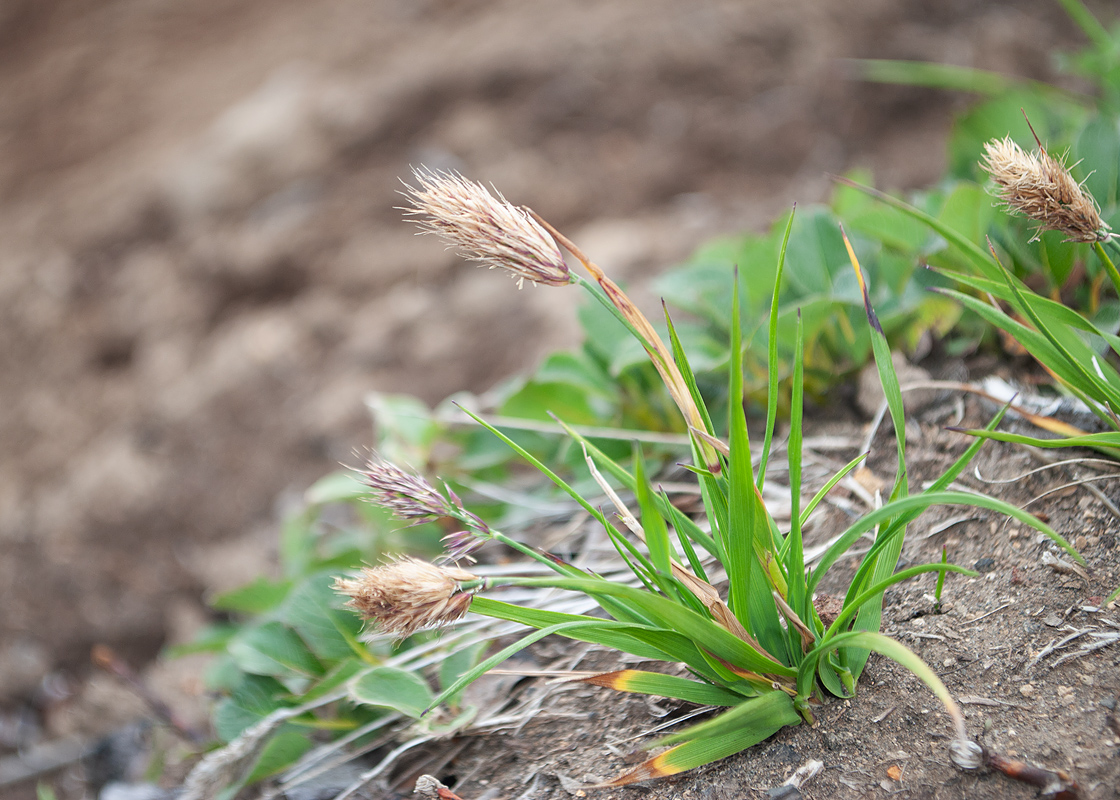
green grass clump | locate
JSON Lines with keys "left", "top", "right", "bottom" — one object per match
{"left": 180, "top": 4, "right": 1120, "bottom": 788}
{"left": 330, "top": 171, "right": 1078, "bottom": 785}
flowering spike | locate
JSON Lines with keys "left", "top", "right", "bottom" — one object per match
{"left": 333, "top": 557, "right": 479, "bottom": 639}
{"left": 439, "top": 530, "right": 484, "bottom": 564}
{"left": 360, "top": 458, "right": 453, "bottom": 521}
{"left": 981, "top": 136, "right": 1112, "bottom": 243}
{"left": 402, "top": 167, "right": 572, "bottom": 287}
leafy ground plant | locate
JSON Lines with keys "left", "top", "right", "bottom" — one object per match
{"left": 332, "top": 168, "right": 1080, "bottom": 786}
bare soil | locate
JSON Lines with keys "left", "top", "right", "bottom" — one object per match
{"left": 1, "top": 0, "right": 1118, "bottom": 798}
{"left": 430, "top": 398, "right": 1120, "bottom": 800}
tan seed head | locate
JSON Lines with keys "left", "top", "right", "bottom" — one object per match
{"left": 402, "top": 167, "right": 571, "bottom": 288}
{"left": 334, "top": 557, "right": 478, "bottom": 639}
{"left": 982, "top": 136, "right": 1111, "bottom": 243}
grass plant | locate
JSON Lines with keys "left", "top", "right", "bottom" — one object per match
{"left": 182, "top": 4, "right": 1120, "bottom": 786}
{"left": 332, "top": 169, "right": 1077, "bottom": 784}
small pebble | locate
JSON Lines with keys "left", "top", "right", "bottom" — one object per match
{"left": 942, "top": 657, "right": 957, "bottom": 668}
{"left": 1101, "top": 696, "right": 1117, "bottom": 710}
{"left": 1043, "top": 613, "right": 1063, "bottom": 627}
{"left": 1019, "top": 684, "right": 1036, "bottom": 697}
{"left": 974, "top": 557, "right": 996, "bottom": 573}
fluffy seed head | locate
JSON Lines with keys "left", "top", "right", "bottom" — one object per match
{"left": 982, "top": 136, "right": 1111, "bottom": 243}
{"left": 360, "top": 458, "right": 453, "bottom": 521}
{"left": 334, "top": 557, "right": 478, "bottom": 638}
{"left": 402, "top": 167, "right": 571, "bottom": 287}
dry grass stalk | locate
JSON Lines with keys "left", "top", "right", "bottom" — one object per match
{"left": 402, "top": 167, "right": 572, "bottom": 287}
{"left": 334, "top": 557, "right": 478, "bottom": 638}
{"left": 982, "top": 135, "right": 1112, "bottom": 243}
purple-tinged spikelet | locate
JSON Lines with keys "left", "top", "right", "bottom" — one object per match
{"left": 360, "top": 458, "right": 452, "bottom": 521}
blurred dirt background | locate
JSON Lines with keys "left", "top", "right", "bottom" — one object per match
{"left": 0, "top": 0, "right": 1103, "bottom": 791}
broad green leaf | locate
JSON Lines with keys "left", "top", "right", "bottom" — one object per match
{"left": 1038, "top": 229, "right": 1078, "bottom": 287}
{"left": 302, "top": 658, "right": 369, "bottom": 704}
{"left": 533, "top": 350, "right": 617, "bottom": 398}
{"left": 578, "top": 290, "right": 641, "bottom": 370}
{"left": 228, "top": 622, "right": 324, "bottom": 679}
{"left": 213, "top": 675, "right": 288, "bottom": 741}
{"left": 500, "top": 381, "right": 602, "bottom": 425}
{"left": 212, "top": 578, "right": 293, "bottom": 616}
{"left": 936, "top": 183, "right": 994, "bottom": 255}
{"left": 783, "top": 207, "right": 846, "bottom": 296}
{"left": 438, "top": 640, "right": 489, "bottom": 705}
{"left": 280, "top": 572, "right": 365, "bottom": 664}
{"left": 350, "top": 667, "right": 434, "bottom": 718}
{"left": 279, "top": 508, "right": 316, "bottom": 580}
{"left": 242, "top": 730, "right": 314, "bottom": 784}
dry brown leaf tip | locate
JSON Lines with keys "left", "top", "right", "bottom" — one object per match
{"left": 981, "top": 135, "right": 1112, "bottom": 243}
{"left": 334, "top": 557, "right": 478, "bottom": 638}
{"left": 402, "top": 167, "right": 572, "bottom": 287}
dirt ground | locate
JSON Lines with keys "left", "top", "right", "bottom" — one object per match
{"left": 1, "top": 0, "right": 1116, "bottom": 798}
{"left": 426, "top": 398, "right": 1120, "bottom": 800}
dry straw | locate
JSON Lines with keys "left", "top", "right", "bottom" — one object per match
{"left": 982, "top": 135, "right": 1112, "bottom": 243}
